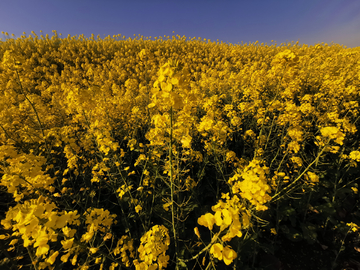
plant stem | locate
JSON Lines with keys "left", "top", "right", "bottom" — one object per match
{"left": 169, "top": 106, "right": 179, "bottom": 269}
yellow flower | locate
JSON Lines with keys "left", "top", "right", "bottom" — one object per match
{"left": 210, "top": 243, "right": 237, "bottom": 265}
{"left": 158, "top": 254, "right": 170, "bottom": 270}
{"left": 89, "top": 247, "right": 98, "bottom": 254}
{"left": 198, "top": 213, "right": 216, "bottom": 231}
{"left": 306, "top": 171, "right": 319, "bottom": 183}
{"left": 46, "top": 251, "right": 59, "bottom": 265}
{"left": 36, "top": 244, "right": 50, "bottom": 256}
{"left": 320, "top": 126, "right": 345, "bottom": 145}
{"left": 62, "top": 227, "right": 76, "bottom": 238}
{"left": 214, "top": 209, "right": 232, "bottom": 229}
{"left": 181, "top": 135, "right": 192, "bottom": 149}
{"left": 170, "top": 77, "right": 179, "bottom": 85}
{"left": 210, "top": 243, "right": 223, "bottom": 260}
{"left": 60, "top": 252, "right": 71, "bottom": 263}
{"left": 349, "top": 151, "right": 360, "bottom": 162}
{"left": 138, "top": 49, "right": 147, "bottom": 59}
{"left": 61, "top": 238, "right": 74, "bottom": 249}
{"left": 71, "top": 254, "right": 78, "bottom": 265}
{"left": 0, "top": 234, "right": 9, "bottom": 240}
{"left": 34, "top": 230, "right": 48, "bottom": 248}
{"left": 135, "top": 205, "right": 142, "bottom": 213}
{"left": 9, "top": 239, "right": 18, "bottom": 246}
{"left": 222, "top": 246, "right": 237, "bottom": 265}
{"left": 81, "top": 230, "right": 94, "bottom": 243}
{"left": 109, "top": 262, "right": 118, "bottom": 270}
{"left": 163, "top": 201, "right": 172, "bottom": 211}
{"left": 194, "top": 227, "right": 201, "bottom": 238}
{"left": 226, "top": 151, "right": 237, "bottom": 162}
{"left": 346, "top": 222, "right": 359, "bottom": 232}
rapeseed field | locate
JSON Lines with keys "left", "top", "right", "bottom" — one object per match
{"left": 0, "top": 30, "right": 359, "bottom": 270}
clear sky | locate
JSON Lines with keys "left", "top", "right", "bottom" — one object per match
{"left": 1, "top": 0, "right": 360, "bottom": 49}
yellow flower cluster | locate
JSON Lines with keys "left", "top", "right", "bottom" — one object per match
{"left": 228, "top": 159, "right": 273, "bottom": 211}
{"left": 145, "top": 58, "right": 198, "bottom": 152}
{"left": 210, "top": 243, "right": 237, "bottom": 266}
{"left": 113, "top": 235, "right": 135, "bottom": 267}
{"left": 1, "top": 49, "right": 26, "bottom": 70}
{"left": 349, "top": 151, "right": 360, "bottom": 162}
{"left": 1, "top": 195, "right": 80, "bottom": 267}
{"left": 317, "top": 126, "right": 345, "bottom": 146}
{"left": 0, "top": 143, "right": 55, "bottom": 201}
{"left": 198, "top": 193, "right": 250, "bottom": 238}
{"left": 148, "top": 59, "right": 190, "bottom": 111}
{"left": 81, "top": 207, "right": 117, "bottom": 243}
{"left": 197, "top": 193, "right": 250, "bottom": 265}
{"left": 133, "top": 225, "right": 170, "bottom": 270}
{"left": 116, "top": 184, "right": 133, "bottom": 200}
{"left": 304, "top": 171, "right": 319, "bottom": 187}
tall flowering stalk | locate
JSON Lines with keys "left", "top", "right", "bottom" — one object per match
{"left": 146, "top": 57, "right": 191, "bottom": 269}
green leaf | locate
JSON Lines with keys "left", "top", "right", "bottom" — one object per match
{"left": 280, "top": 225, "right": 303, "bottom": 242}
{"left": 301, "top": 222, "right": 318, "bottom": 244}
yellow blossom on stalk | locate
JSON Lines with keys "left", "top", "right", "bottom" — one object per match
{"left": 198, "top": 194, "right": 250, "bottom": 243}
{"left": 71, "top": 254, "right": 78, "bottom": 265}
{"left": 194, "top": 227, "right": 201, "bottom": 238}
{"left": 305, "top": 171, "right": 319, "bottom": 186}
{"left": 117, "top": 184, "right": 133, "bottom": 200}
{"left": 138, "top": 49, "right": 147, "bottom": 60}
{"left": 210, "top": 243, "right": 223, "bottom": 260}
{"left": 84, "top": 207, "right": 117, "bottom": 233}
{"left": 1, "top": 49, "right": 26, "bottom": 70}
{"left": 346, "top": 222, "right": 359, "bottom": 232}
{"left": 0, "top": 144, "right": 56, "bottom": 201}
{"left": 288, "top": 141, "right": 301, "bottom": 154}
{"left": 290, "top": 156, "right": 303, "bottom": 168}
{"left": 320, "top": 126, "right": 345, "bottom": 145}
{"left": 0, "top": 195, "right": 80, "bottom": 263}
{"left": 197, "top": 213, "right": 216, "bottom": 231}
{"left": 36, "top": 243, "right": 50, "bottom": 257}
{"left": 46, "top": 250, "right": 59, "bottom": 265}
{"left": 61, "top": 252, "right": 71, "bottom": 263}
{"left": 210, "top": 243, "right": 237, "bottom": 265}
{"left": 62, "top": 227, "right": 77, "bottom": 238}
{"left": 110, "top": 263, "right": 118, "bottom": 270}
{"left": 228, "top": 159, "right": 273, "bottom": 211}
{"left": 112, "top": 235, "right": 135, "bottom": 267}
{"left": 135, "top": 205, "right": 142, "bottom": 213}
{"left": 163, "top": 201, "right": 172, "bottom": 211}
{"left": 214, "top": 209, "right": 232, "bottom": 228}
{"left": 61, "top": 238, "right": 74, "bottom": 249}
{"left": 226, "top": 151, "right": 237, "bottom": 163}
{"left": 89, "top": 248, "right": 98, "bottom": 254}
{"left": 81, "top": 223, "right": 95, "bottom": 243}
{"left": 349, "top": 151, "right": 360, "bottom": 162}
{"left": 135, "top": 225, "right": 170, "bottom": 270}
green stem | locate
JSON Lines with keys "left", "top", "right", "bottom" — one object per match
{"left": 271, "top": 138, "right": 331, "bottom": 203}
{"left": 169, "top": 106, "right": 179, "bottom": 269}
{"left": 26, "top": 246, "right": 39, "bottom": 270}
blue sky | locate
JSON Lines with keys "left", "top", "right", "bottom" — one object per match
{"left": 1, "top": 0, "right": 360, "bottom": 48}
